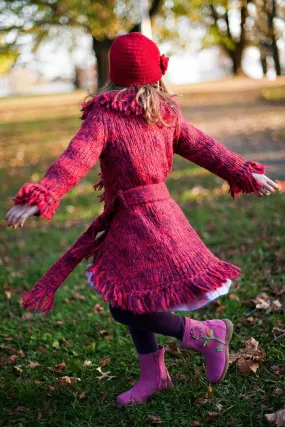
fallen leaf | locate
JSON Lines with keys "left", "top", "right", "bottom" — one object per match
{"left": 101, "top": 357, "right": 111, "bottom": 367}
{"left": 83, "top": 360, "right": 92, "bottom": 367}
{"left": 37, "top": 410, "right": 43, "bottom": 420}
{"left": 273, "top": 388, "right": 284, "bottom": 397}
{"left": 254, "top": 293, "right": 271, "bottom": 310}
{"left": 4, "top": 291, "right": 11, "bottom": 300}
{"left": 56, "top": 376, "right": 81, "bottom": 386}
{"left": 54, "top": 362, "right": 66, "bottom": 372}
{"left": 229, "top": 294, "right": 239, "bottom": 301}
{"left": 14, "top": 365, "right": 23, "bottom": 373}
{"left": 246, "top": 316, "right": 255, "bottom": 324}
{"left": 249, "top": 362, "right": 259, "bottom": 373}
{"left": 229, "top": 337, "right": 265, "bottom": 374}
{"left": 207, "top": 412, "right": 220, "bottom": 418}
{"left": 95, "top": 366, "right": 115, "bottom": 381}
{"left": 165, "top": 342, "right": 181, "bottom": 357}
{"left": 272, "top": 300, "right": 282, "bottom": 311}
{"left": 93, "top": 303, "right": 105, "bottom": 314}
{"left": 21, "top": 312, "right": 34, "bottom": 320}
{"left": 79, "top": 390, "right": 88, "bottom": 399}
{"left": 216, "top": 403, "right": 223, "bottom": 412}
{"left": 265, "top": 408, "right": 285, "bottom": 426}
{"left": 147, "top": 415, "right": 163, "bottom": 424}
{"left": 8, "top": 355, "right": 18, "bottom": 364}
{"left": 15, "top": 406, "right": 26, "bottom": 412}
{"left": 27, "top": 362, "right": 40, "bottom": 368}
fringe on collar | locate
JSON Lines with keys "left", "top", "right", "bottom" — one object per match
{"left": 80, "top": 87, "right": 144, "bottom": 119}
{"left": 80, "top": 87, "right": 180, "bottom": 121}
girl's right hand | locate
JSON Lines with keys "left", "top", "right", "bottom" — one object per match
{"left": 5, "top": 203, "right": 40, "bottom": 229}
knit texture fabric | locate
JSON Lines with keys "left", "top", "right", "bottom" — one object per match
{"left": 109, "top": 32, "right": 169, "bottom": 86}
{"left": 12, "top": 87, "right": 267, "bottom": 314}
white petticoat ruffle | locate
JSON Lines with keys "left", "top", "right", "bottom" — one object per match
{"left": 85, "top": 267, "right": 232, "bottom": 313}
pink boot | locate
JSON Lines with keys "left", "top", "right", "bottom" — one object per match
{"left": 178, "top": 317, "right": 233, "bottom": 383}
{"left": 116, "top": 344, "right": 172, "bottom": 406}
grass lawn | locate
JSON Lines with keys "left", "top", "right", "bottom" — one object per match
{"left": 0, "top": 87, "right": 284, "bottom": 426}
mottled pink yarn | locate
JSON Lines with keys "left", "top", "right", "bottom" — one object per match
{"left": 12, "top": 87, "right": 266, "bottom": 316}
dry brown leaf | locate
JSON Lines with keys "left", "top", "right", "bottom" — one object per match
{"left": 229, "top": 337, "right": 265, "bottom": 375}
{"left": 54, "top": 362, "right": 66, "bottom": 372}
{"left": 265, "top": 408, "right": 285, "bottom": 426}
{"left": 55, "top": 320, "right": 64, "bottom": 326}
{"left": 95, "top": 366, "right": 115, "bottom": 381}
{"left": 21, "top": 312, "right": 34, "bottom": 320}
{"left": 37, "top": 410, "right": 43, "bottom": 420}
{"left": 273, "top": 388, "right": 284, "bottom": 397}
{"left": 101, "top": 357, "right": 111, "bottom": 366}
{"left": 8, "top": 355, "right": 18, "bottom": 364}
{"left": 14, "top": 365, "right": 23, "bottom": 373}
{"left": 27, "top": 362, "right": 40, "bottom": 368}
{"left": 71, "top": 291, "right": 86, "bottom": 301}
{"left": 56, "top": 376, "right": 81, "bottom": 386}
{"left": 207, "top": 412, "right": 220, "bottom": 418}
{"left": 147, "top": 415, "right": 163, "bottom": 424}
{"left": 249, "top": 362, "right": 259, "bottom": 373}
{"left": 79, "top": 390, "right": 88, "bottom": 400}
{"left": 4, "top": 291, "right": 11, "bottom": 300}
{"left": 165, "top": 342, "right": 181, "bottom": 357}
{"left": 15, "top": 406, "right": 26, "bottom": 412}
{"left": 83, "top": 360, "right": 92, "bottom": 367}
{"left": 229, "top": 294, "right": 240, "bottom": 301}
{"left": 216, "top": 403, "right": 223, "bottom": 412}
{"left": 93, "top": 303, "right": 105, "bottom": 314}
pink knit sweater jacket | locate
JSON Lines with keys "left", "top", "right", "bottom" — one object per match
{"left": 12, "top": 87, "right": 266, "bottom": 315}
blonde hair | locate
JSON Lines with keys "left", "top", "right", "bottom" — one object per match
{"left": 85, "top": 79, "right": 182, "bottom": 127}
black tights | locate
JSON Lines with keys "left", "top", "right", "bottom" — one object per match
{"left": 109, "top": 304, "right": 186, "bottom": 354}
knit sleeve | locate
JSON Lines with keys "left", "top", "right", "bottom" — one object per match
{"left": 173, "top": 117, "right": 266, "bottom": 199}
{"left": 11, "top": 109, "right": 107, "bottom": 220}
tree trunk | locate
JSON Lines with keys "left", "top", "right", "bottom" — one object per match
{"left": 92, "top": 37, "right": 113, "bottom": 89}
{"left": 260, "top": 48, "right": 268, "bottom": 76}
{"left": 267, "top": 0, "right": 281, "bottom": 76}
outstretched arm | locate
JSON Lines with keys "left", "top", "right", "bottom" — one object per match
{"left": 173, "top": 117, "right": 278, "bottom": 199}
{"left": 7, "top": 107, "right": 107, "bottom": 223}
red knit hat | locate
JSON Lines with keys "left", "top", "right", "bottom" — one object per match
{"left": 109, "top": 32, "right": 169, "bottom": 87}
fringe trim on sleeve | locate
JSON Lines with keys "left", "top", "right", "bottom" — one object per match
{"left": 11, "top": 183, "right": 59, "bottom": 221}
{"left": 229, "top": 161, "right": 267, "bottom": 200}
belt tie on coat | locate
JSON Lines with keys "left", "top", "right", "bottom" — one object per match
{"left": 20, "top": 182, "right": 171, "bottom": 316}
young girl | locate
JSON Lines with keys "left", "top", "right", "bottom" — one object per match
{"left": 5, "top": 32, "right": 279, "bottom": 406}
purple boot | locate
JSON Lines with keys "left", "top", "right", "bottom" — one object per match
{"left": 116, "top": 344, "right": 173, "bottom": 406}
{"left": 178, "top": 317, "right": 233, "bottom": 383}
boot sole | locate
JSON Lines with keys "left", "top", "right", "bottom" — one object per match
{"left": 212, "top": 318, "right": 233, "bottom": 384}
{"left": 116, "top": 378, "right": 174, "bottom": 406}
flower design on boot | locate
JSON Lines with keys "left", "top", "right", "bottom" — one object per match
{"left": 179, "top": 318, "right": 233, "bottom": 383}
{"left": 190, "top": 326, "right": 203, "bottom": 339}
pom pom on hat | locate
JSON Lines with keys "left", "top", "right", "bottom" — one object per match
{"left": 109, "top": 32, "right": 170, "bottom": 87}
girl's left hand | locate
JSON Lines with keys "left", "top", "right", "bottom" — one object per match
{"left": 252, "top": 173, "right": 280, "bottom": 197}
